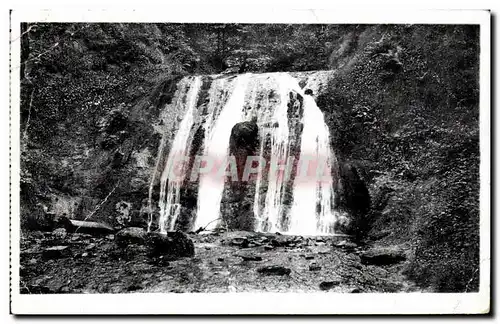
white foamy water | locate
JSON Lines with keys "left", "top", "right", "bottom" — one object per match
{"left": 157, "top": 76, "right": 201, "bottom": 233}
{"left": 255, "top": 73, "right": 303, "bottom": 232}
{"left": 288, "top": 92, "right": 337, "bottom": 235}
{"left": 195, "top": 74, "right": 251, "bottom": 230}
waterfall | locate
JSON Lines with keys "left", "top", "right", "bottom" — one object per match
{"left": 152, "top": 71, "right": 339, "bottom": 235}
{"left": 288, "top": 93, "right": 337, "bottom": 235}
{"left": 148, "top": 78, "right": 190, "bottom": 232}
{"left": 157, "top": 76, "right": 201, "bottom": 233}
{"left": 195, "top": 74, "right": 251, "bottom": 230}
{"left": 255, "top": 73, "right": 302, "bottom": 232}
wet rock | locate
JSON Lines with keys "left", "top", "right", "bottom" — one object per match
{"left": 240, "top": 255, "right": 263, "bottom": 261}
{"left": 146, "top": 231, "right": 195, "bottom": 258}
{"left": 360, "top": 247, "right": 407, "bottom": 265}
{"left": 263, "top": 245, "right": 274, "bottom": 251}
{"left": 309, "top": 264, "right": 322, "bottom": 271}
{"left": 230, "top": 121, "right": 259, "bottom": 151}
{"left": 115, "top": 227, "right": 147, "bottom": 246}
{"left": 336, "top": 162, "right": 371, "bottom": 237}
{"left": 257, "top": 265, "right": 291, "bottom": 276}
{"left": 305, "top": 255, "right": 315, "bottom": 260}
{"left": 270, "top": 235, "right": 302, "bottom": 248}
{"left": 333, "top": 240, "right": 358, "bottom": 250}
{"left": 319, "top": 280, "right": 341, "bottom": 290}
{"left": 229, "top": 237, "right": 249, "bottom": 248}
{"left": 42, "top": 246, "right": 70, "bottom": 259}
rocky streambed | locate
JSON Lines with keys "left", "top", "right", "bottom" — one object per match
{"left": 19, "top": 226, "right": 419, "bottom": 294}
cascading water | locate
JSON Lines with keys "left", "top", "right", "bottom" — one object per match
{"left": 157, "top": 76, "right": 201, "bottom": 233}
{"left": 255, "top": 73, "right": 303, "bottom": 232}
{"left": 195, "top": 74, "right": 251, "bottom": 230}
{"left": 288, "top": 92, "right": 337, "bottom": 235}
{"left": 151, "top": 71, "right": 339, "bottom": 235}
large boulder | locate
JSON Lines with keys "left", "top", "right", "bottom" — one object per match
{"left": 230, "top": 120, "right": 259, "bottom": 152}
{"left": 146, "top": 231, "right": 195, "bottom": 258}
{"left": 221, "top": 120, "right": 260, "bottom": 230}
{"left": 115, "top": 227, "right": 147, "bottom": 246}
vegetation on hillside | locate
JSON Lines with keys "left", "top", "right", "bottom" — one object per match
{"left": 317, "top": 24, "right": 480, "bottom": 292}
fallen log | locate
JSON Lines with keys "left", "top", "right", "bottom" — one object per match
{"left": 58, "top": 217, "right": 115, "bottom": 235}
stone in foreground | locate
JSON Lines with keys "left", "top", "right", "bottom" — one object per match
{"left": 115, "top": 227, "right": 147, "bottom": 246}
{"left": 360, "top": 246, "right": 407, "bottom": 265}
{"left": 319, "top": 280, "right": 341, "bottom": 291}
{"left": 146, "top": 231, "right": 195, "bottom": 258}
{"left": 42, "top": 246, "right": 70, "bottom": 259}
{"left": 309, "top": 264, "right": 322, "bottom": 271}
{"left": 240, "top": 255, "right": 263, "bottom": 261}
{"left": 257, "top": 265, "right": 291, "bottom": 276}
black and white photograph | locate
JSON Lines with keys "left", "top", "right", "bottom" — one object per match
{"left": 9, "top": 8, "right": 490, "bottom": 315}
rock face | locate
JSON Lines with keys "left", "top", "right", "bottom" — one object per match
{"left": 220, "top": 120, "right": 260, "bottom": 231}
{"left": 146, "top": 231, "right": 195, "bottom": 258}
{"left": 229, "top": 121, "right": 259, "bottom": 154}
{"left": 360, "top": 247, "right": 407, "bottom": 265}
{"left": 335, "top": 162, "right": 371, "bottom": 238}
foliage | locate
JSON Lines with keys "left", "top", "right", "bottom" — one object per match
{"left": 317, "top": 24, "right": 480, "bottom": 292}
